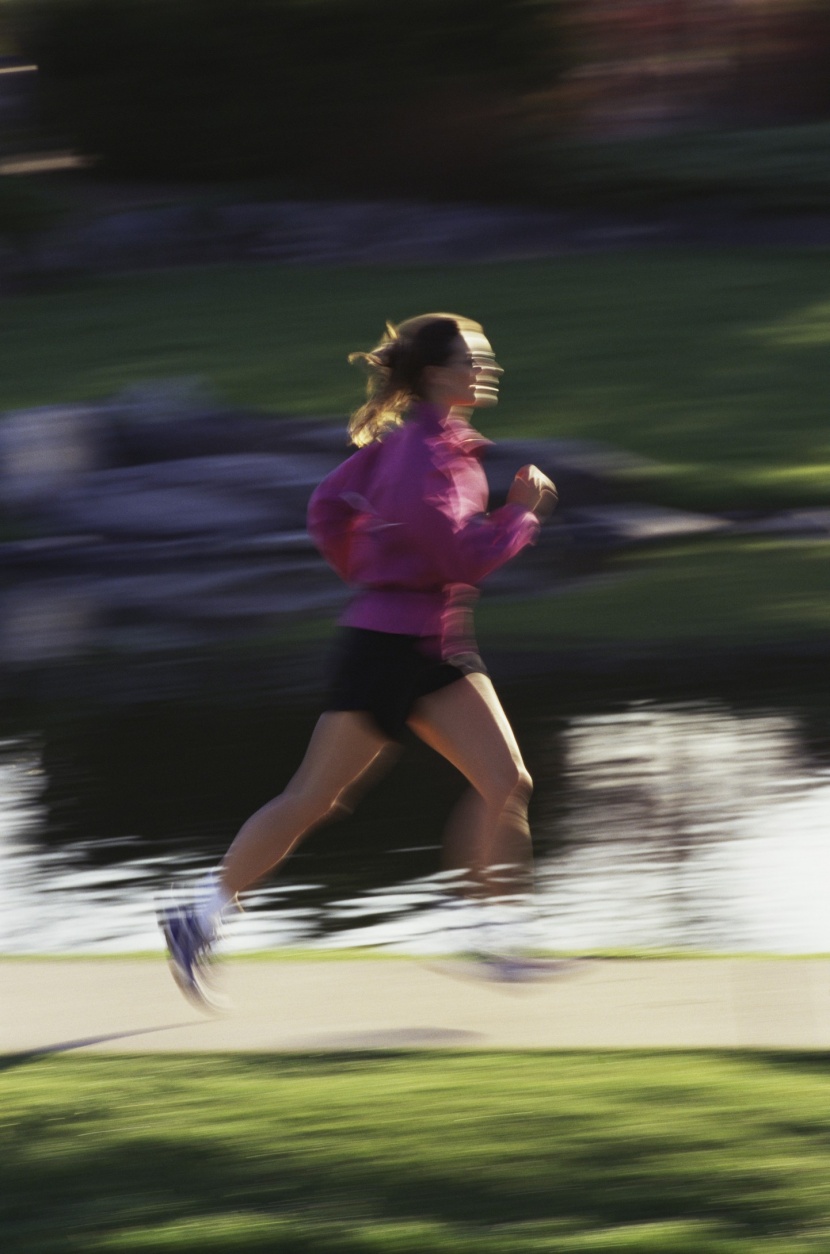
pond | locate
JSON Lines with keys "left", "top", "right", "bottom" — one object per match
{"left": 2, "top": 669, "right": 829, "bottom": 955}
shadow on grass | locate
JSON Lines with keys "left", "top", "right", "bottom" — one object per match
{"left": 749, "top": 1050, "right": 830, "bottom": 1072}
{"left": 4, "top": 1052, "right": 830, "bottom": 1250}
{"left": 0, "top": 1021, "right": 204, "bottom": 1073}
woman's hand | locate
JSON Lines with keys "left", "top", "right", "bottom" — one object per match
{"left": 507, "top": 464, "right": 558, "bottom": 518}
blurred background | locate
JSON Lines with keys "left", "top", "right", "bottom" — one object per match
{"left": 0, "top": 0, "right": 829, "bottom": 957}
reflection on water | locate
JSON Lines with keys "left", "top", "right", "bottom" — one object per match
{"left": 540, "top": 705, "right": 830, "bottom": 952}
{"left": 1, "top": 687, "right": 829, "bottom": 954}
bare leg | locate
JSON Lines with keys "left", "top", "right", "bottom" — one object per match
{"left": 159, "top": 711, "right": 391, "bottom": 1007}
{"left": 407, "top": 673, "right": 533, "bottom": 899}
{"left": 220, "top": 711, "right": 390, "bottom": 897}
{"left": 439, "top": 786, "right": 488, "bottom": 888}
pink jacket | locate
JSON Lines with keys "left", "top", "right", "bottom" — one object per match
{"left": 307, "top": 401, "right": 540, "bottom": 652}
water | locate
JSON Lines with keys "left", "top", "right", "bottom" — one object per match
{"left": 1, "top": 678, "right": 829, "bottom": 955}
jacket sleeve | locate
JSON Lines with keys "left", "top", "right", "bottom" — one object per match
{"left": 434, "top": 500, "right": 541, "bottom": 585}
{"left": 306, "top": 445, "right": 381, "bottom": 582}
{"left": 415, "top": 450, "right": 540, "bottom": 585}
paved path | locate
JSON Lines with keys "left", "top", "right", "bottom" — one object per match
{"left": 3, "top": 957, "right": 830, "bottom": 1056}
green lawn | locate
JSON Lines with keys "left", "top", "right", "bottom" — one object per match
{"left": 478, "top": 538, "right": 830, "bottom": 649}
{"left": 3, "top": 1051, "right": 830, "bottom": 1252}
{"left": 202, "top": 536, "right": 829, "bottom": 660}
{"left": 549, "top": 121, "right": 830, "bottom": 214}
{"left": 4, "top": 251, "right": 830, "bottom": 510}
{"left": 258, "top": 535, "right": 830, "bottom": 653}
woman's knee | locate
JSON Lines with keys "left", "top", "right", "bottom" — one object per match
{"left": 513, "top": 766, "right": 533, "bottom": 808}
{"left": 481, "top": 762, "right": 533, "bottom": 811}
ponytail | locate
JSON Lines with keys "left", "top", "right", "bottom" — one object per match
{"left": 347, "top": 313, "right": 481, "bottom": 447}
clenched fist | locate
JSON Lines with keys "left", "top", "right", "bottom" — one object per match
{"left": 506, "top": 464, "right": 558, "bottom": 519}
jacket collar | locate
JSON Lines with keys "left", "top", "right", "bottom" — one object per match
{"left": 410, "top": 401, "right": 492, "bottom": 456}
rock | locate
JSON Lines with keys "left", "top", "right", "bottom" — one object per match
{"left": 10, "top": 193, "right": 830, "bottom": 282}
{"left": 0, "top": 579, "right": 98, "bottom": 662}
{"left": 485, "top": 437, "right": 650, "bottom": 507}
{"left": 110, "top": 411, "right": 346, "bottom": 466}
{"left": 47, "top": 453, "right": 335, "bottom": 539}
{"left": 0, "top": 392, "right": 729, "bottom": 668}
{"left": 559, "top": 503, "right": 728, "bottom": 549}
{"left": 0, "top": 404, "right": 105, "bottom": 510}
{"left": 728, "top": 509, "right": 830, "bottom": 538}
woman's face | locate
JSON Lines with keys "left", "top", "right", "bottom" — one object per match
{"left": 464, "top": 330, "right": 503, "bottom": 408}
{"left": 427, "top": 331, "right": 504, "bottom": 409}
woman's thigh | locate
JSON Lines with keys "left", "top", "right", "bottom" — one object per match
{"left": 407, "top": 673, "right": 529, "bottom": 799}
{"left": 284, "top": 710, "right": 392, "bottom": 806}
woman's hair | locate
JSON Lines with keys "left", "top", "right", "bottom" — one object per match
{"left": 347, "top": 312, "right": 483, "bottom": 447}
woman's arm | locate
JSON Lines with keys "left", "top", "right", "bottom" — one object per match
{"left": 307, "top": 445, "right": 382, "bottom": 581}
{"left": 507, "top": 464, "right": 558, "bottom": 518}
{"left": 420, "top": 460, "right": 552, "bottom": 586}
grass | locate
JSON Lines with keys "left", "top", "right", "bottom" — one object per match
{"left": 549, "top": 121, "right": 830, "bottom": 214}
{"left": 52, "top": 535, "right": 826, "bottom": 667}
{"left": 2, "top": 251, "right": 830, "bottom": 510}
{"left": 4, "top": 1051, "right": 830, "bottom": 1252}
{"left": 478, "top": 537, "right": 830, "bottom": 650}
{"left": 201, "top": 535, "right": 830, "bottom": 656}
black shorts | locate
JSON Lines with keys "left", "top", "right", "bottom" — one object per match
{"left": 323, "top": 627, "right": 488, "bottom": 741}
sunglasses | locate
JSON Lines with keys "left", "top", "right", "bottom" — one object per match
{"left": 449, "top": 352, "right": 502, "bottom": 370}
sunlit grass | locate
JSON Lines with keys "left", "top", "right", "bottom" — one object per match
{"left": 750, "top": 298, "right": 830, "bottom": 348}
{"left": 2, "top": 252, "right": 830, "bottom": 509}
{"left": 98, "top": 537, "right": 828, "bottom": 655}
{"left": 4, "top": 1052, "right": 830, "bottom": 1252}
{"left": 478, "top": 538, "right": 830, "bottom": 647}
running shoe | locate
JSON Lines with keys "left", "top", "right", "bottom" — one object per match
{"left": 158, "top": 902, "right": 223, "bottom": 1011}
{"left": 469, "top": 950, "right": 581, "bottom": 983}
{"left": 424, "top": 950, "right": 582, "bottom": 985}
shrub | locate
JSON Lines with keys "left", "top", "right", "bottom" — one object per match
{"left": 0, "top": 174, "right": 67, "bottom": 252}
{"left": 8, "top": 0, "right": 570, "bottom": 196}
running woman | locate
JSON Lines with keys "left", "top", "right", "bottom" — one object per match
{"left": 160, "top": 312, "right": 557, "bottom": 1005}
